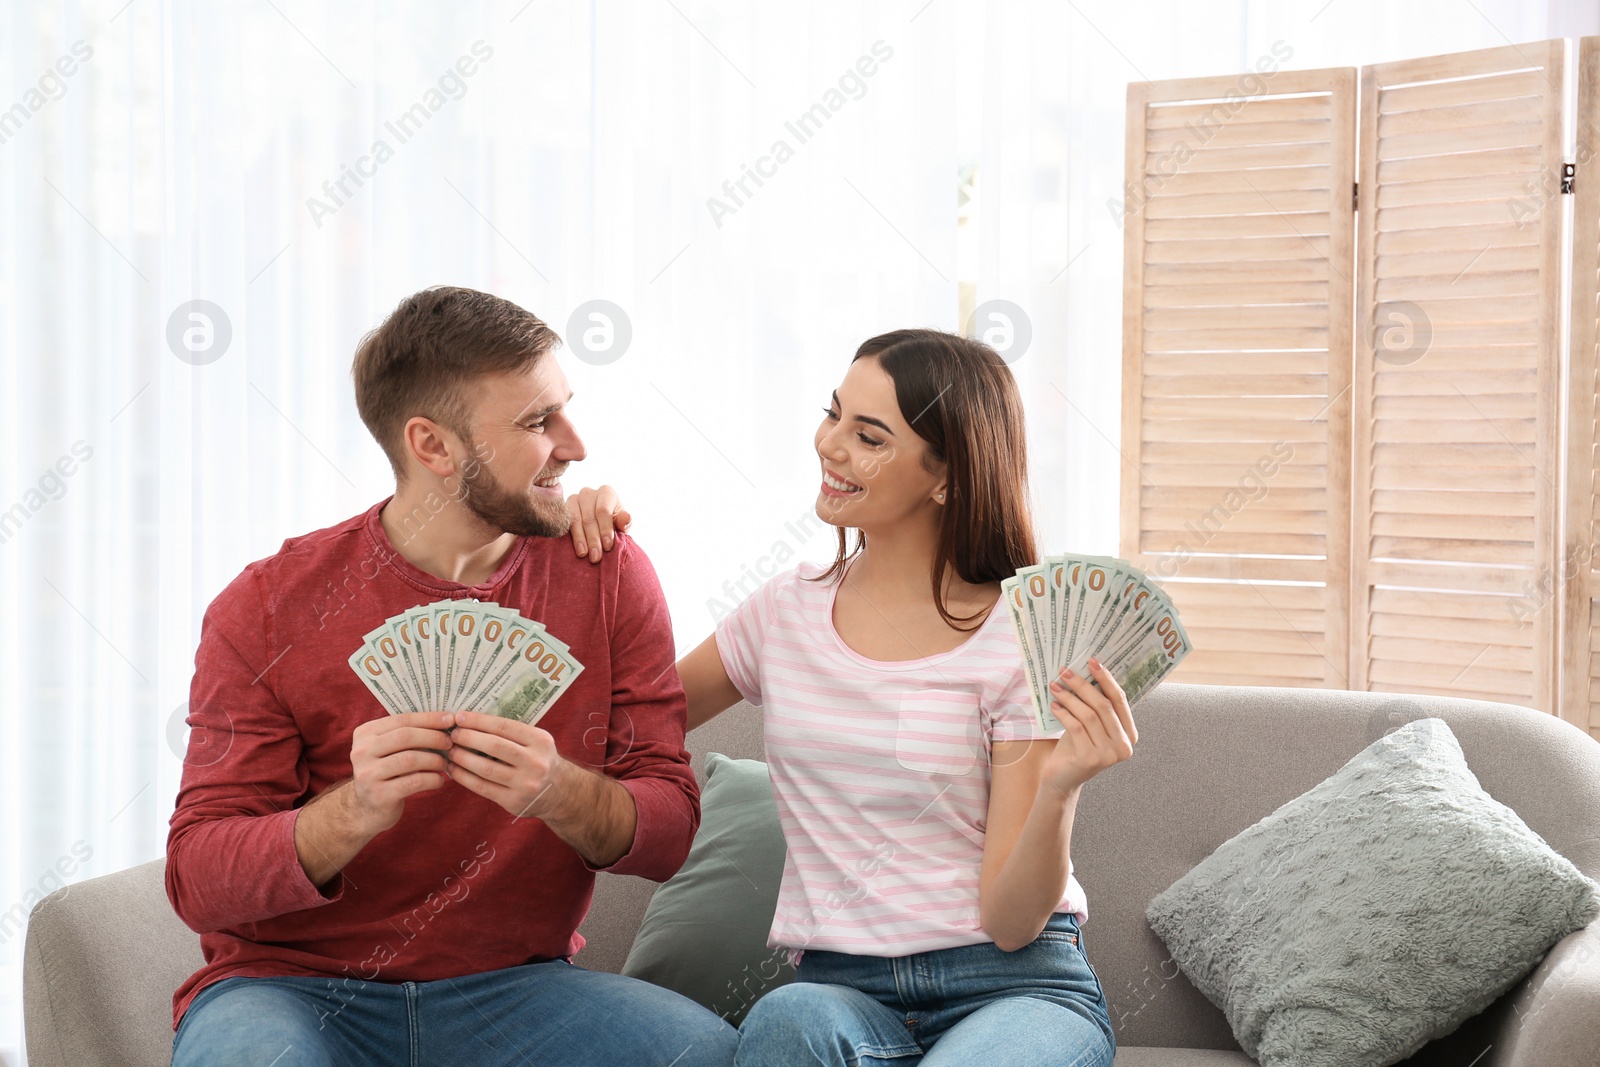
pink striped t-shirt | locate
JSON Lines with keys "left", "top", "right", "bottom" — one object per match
{"left": 714, "top": 560, "right": 1088, "bottom": 964}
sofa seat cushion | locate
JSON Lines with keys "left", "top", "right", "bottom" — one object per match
{"left": 1113, "top": 1049, "right": 1260, "bottom": 1066}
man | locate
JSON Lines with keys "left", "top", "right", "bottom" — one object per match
{"left": 165, "top": 286, "right": 737, "bottom": 1066}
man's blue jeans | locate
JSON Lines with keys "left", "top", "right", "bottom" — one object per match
{"left": 735, "top": 911, "right": 1115, "bottom": 1067}
{"left": 171, "top": 956, "right": 739, "bottom": 1066}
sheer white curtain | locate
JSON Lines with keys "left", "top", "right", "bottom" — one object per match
{"left": 1, "top": 0, "right": 1592, "bottom": 1060}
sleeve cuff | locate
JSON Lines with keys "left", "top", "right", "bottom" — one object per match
{"left": 580, "top": 776, "right": 686, "bottom": 880}
{"left": 991, "top": 713, "right": 1066, "bottom": 744}
{"left": 285, "top": 805, "right": 348, "bottom": 907}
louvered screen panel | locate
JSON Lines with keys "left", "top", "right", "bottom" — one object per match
{"left": 1563, "top": 37, "right": 1600, "bottom": 739}
{"left": 1120, "top": 68, "right": 1356, "bottom": 689}
{"left": 1354, "top": 42, "right": 1566, "bottom": 711}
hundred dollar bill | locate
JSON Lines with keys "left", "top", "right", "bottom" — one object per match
{"left": 421, "top": 602, "right": 449, "bottom": 711}
{"left": 474, "top": 626, "right": 584, "bottom": 724}
{"left": 1063, "top": 555, "right": 1116, "bottom": 671}
{"left": 433, "top": 598, "right": 481, "bottom": 713}
{"left": 1086, "top": 560, "right": 1139, "bottom": 654}
{"left": 413, "top": 604, "right": 442, "bottom": 710}
{"left": 1087, "top": 565, "right": 1157, "bottom": 669}
{"left": 1001, "top": 575, "right": 1051, "bottom": 730}
{"left": 1047, "top": 556, "right": 1069, "bottom": 668}
{"left": 458, "top": 611, "right": 555, "bottom": 716}
{"left": 348, "top": 642, "right": 407, "bottom": 715}
{"left": 1018, "top": 562, "right": 1056, "bottom": 702}
{"left": 446, "top": 603, "right": 512, "bottom": 710}
{"left": 1074, "top": 582, "right": 1172, "bottom": 677}
{"left": 390, "top": 611, "right": 435, "bottom": 712}
{"left": 357, "top": 622, "right": 421, "bottom": 714}
{"left": 438, "top": 601, "right": 480, "bottom": 710}
{"left": 456, "top": 606, "right": 537, "bottom": 712}
{"left": 1096, "top": 612, "right": 1191, "bottom": 708}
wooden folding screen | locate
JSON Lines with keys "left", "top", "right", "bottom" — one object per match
{"left": 1123, "top": 42, "right": 1586, "bottom": 722}
{"left": 1120, "top": 69, "right": 1356, "bottom": 689}
{"left": 1564, "top": 38, "right": 1600, "bottom": 740}
{"left": 1352, "top": 42, "right": 1566, "bottom": 713}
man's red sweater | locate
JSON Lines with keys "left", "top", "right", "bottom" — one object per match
{"left": 164, "top": 497, "right": 698, "bottom": 1029}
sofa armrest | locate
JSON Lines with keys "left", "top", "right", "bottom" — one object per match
{"left": 1489, "top": 923, "right": 1600, "bottom": 1066}
{"left": 23, "top": 858, "right": 203, "bottom": 1067}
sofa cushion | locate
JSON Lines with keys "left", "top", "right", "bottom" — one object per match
{"left": 1110, "top": 1050, "right": 1260, "bottom": 1066}
{"left": 1145, "top": 717, "right": 1600, "bottom": 1067}
{"left": 621, "top": 752, "right": 794, "bottom": 1024}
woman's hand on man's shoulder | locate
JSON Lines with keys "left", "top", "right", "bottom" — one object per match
{"left": 566, "top": 484, "right": 631, "bottom": 563}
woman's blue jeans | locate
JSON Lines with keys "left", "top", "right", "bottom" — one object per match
{"left": 170, "top": 956, "right": 739, "bottom": 1067}
{"left": 735, "top": 912, "right": 1115, "bottom": 1067}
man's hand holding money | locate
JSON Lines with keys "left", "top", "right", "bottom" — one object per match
{"left": 443, "top": 709, "right": 567, "bottom": 820}
{"left": 346, "top": 711, "right": 458, "bottom": 833}
{"left": 292, "top": 710, "right": 456, "bottom": 889}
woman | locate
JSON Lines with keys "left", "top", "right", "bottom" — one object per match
{"left": 570, "top": 329, "right": 1132, "bottom": 1066}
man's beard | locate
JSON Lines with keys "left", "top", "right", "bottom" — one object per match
{"left": 456, "top": 440, "right": 570, "bottom": 539}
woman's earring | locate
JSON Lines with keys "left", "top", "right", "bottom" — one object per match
{"left": 936, "top": 492, "right": 945, "bottom": 502}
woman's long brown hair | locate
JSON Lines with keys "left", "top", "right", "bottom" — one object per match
{"left": 808, "top": 328, "right": 1038, "bottom": 631}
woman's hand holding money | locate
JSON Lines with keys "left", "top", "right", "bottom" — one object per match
{"left": 1042, "top": 657, "right": 1139, "bottom": 794}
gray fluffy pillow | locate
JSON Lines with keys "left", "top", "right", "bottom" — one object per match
{"left": 1146, "top": 717, "right": 1600, "bottom": 1067}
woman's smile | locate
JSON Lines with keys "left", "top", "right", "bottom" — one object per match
{"left": 820, "top": 468, "right": 864, "bottom": 498}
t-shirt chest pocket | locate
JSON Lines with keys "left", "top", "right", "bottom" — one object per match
{"left": 894, "top": 687, "right": 982, "bottom": 776}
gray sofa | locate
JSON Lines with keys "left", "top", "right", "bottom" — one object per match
{"left": 24, "top": 683, "right": 1600, "bottom": 1066}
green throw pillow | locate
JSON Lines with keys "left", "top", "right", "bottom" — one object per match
{"left": 622, "top": 752, "right": 794, "bottom": 1025}
{"left": 1146, "top": 718, "right": 1600, "bottom": 1067}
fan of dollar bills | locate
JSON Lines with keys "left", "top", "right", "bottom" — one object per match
{"left": 347, "top": 599, "right": 584, "bottom": 726}
{"left": 1001, "top": 556, "right": 1192, "bottom": 734}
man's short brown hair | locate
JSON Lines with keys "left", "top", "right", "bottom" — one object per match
{"left": 352, "top": 286, "right": 561, "bottom": 483}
